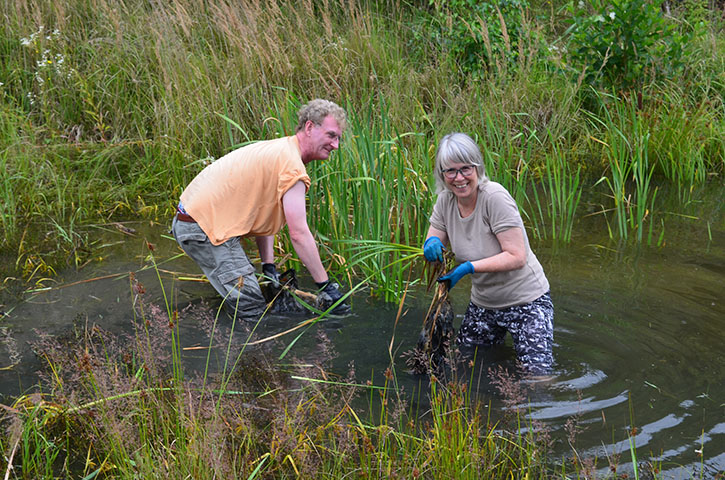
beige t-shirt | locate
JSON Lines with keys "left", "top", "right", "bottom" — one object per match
{"left": 429, "top": 182, "right": 549, "bottom": 309}
{"left": 180, "top": 136, "right": 311, "bottom": 245}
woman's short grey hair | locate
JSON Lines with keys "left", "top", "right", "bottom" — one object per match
{"left": 296, "top": 99, "right": 348, "bottom": 132}
{"left": 434, "top": 132, "right": 488, "bottom": 193}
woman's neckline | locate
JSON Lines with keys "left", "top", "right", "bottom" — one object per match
{"left": 456, "top": 189, "right": 479, "bottom": 218}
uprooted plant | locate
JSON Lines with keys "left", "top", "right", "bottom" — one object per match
{"left": 403, "top": 252, "right": 456, "bottom": 375}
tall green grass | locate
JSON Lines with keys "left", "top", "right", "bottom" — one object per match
{"left": 648, "top": 86, "right": 719, "bottom": 202}
{"left": 586, "top": 93, "right": 671, "bottom": 244}
{"left": 307, "top": 108, "right": 434, "bottom": 299}
{"left": 0, "top": 0, "right": 722, "bottom": 292}
{"left": 529, "top": 132, "right": 584, "bottom": 242}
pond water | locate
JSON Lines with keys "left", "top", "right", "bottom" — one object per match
{"left": 1, "top": 217, "right": 723, "bottom": 478}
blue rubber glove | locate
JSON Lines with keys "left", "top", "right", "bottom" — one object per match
{"left": 438, "top": 261, "right": 474, "bottom": 289}
{"left": 423, "top": 236, "right": 445, "bottom": 262}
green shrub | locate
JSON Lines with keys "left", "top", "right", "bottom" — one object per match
{"left": 415, "top": 0, "right": 538, "bottom": 77}
{"left": 565, "top": 0, "right": 688, "bottom": 91}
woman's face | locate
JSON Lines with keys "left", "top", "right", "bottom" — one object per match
{"left": 442, "top": 161, "right": 478, "bottom": 201}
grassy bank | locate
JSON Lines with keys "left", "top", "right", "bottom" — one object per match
{"left": 1, "top": 0, "right": 723, "bottom": 294}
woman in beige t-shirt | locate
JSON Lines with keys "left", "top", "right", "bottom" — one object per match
{"left": 422, "top": 133, "right": 554, "bottom": 375}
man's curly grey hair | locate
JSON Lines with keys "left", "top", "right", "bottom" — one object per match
{"left": 296, "top": 99, "right": 348, "bottom": 132}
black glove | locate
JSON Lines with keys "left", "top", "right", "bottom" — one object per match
{"left": 262, "top": 263, "right": 281, "bottom": 289}
{"left": 315, "top": 280, "right": 350, "bottom": 314}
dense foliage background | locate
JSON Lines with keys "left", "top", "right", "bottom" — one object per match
{"left": 1, "top": 0, "right": 723, "bottom": 289}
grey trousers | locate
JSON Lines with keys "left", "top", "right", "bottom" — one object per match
{"left": 171, "top": 216, "right": 266, "bottom": 319}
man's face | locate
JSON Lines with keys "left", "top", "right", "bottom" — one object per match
{"left": 306, "top": 115, "right": 342, "bottom": 161}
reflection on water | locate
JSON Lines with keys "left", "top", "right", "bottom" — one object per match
{"left": 1, "top": 220, "right": 724, "bottom": 479}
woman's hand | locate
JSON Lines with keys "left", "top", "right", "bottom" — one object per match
{"left": 423, "top": 236, "right": 445, "bottom": 262}
{"left": 438, "top": 261, "right": 474, "bottom": 289}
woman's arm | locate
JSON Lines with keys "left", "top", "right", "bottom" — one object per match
{"left": 425, "top": 225, "right": 449, "bottom": 246}
{"left": 470, "top": 227, "right": 526, "bottom": 273}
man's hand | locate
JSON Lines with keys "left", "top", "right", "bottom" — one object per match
{"left": 423, "top": 236, "right": 445, "bottom": 262}
{"left": 316, "top": 280, "right": 351, "bottom": 315}
{"left": 438, "top": 261, "right": 474, "bottom": 289}
{"left": 262, "top": 263, "right": 281, "bottom": 289}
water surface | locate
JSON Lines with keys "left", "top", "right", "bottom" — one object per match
{"left": 1, "top": 219, "right": 723, "bottom": 478}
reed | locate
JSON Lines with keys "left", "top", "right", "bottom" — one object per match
{"left": 647, "top": 86, "right": 719, "bottom": 202}
{"left": 587, "top": 92, "right": 661, "bottom": 243}
{"left": 247, "top": 97, "right": 438, "bottom": 300}
{"left": 529, "top": 131, "right": 584, "bottom": 242}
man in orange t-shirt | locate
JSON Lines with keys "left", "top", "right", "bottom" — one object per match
{"left": 172, "top": 99, "right": 349, "bottom": 319}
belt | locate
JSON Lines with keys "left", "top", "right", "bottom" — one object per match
{"left": 175, "top": 210, "right": 196, "bottom": 223}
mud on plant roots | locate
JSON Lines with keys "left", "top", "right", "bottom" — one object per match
{"left": 403, "top": 257, "right": 455, "bottom": 375}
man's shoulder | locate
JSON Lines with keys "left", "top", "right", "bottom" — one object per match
{"left": 220, "top": 136, "right": 299, "bottom": 162}
{"left": 237, "top": 135, "right": 293, "bottom": 152}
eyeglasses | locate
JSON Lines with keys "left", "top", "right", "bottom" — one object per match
{"left": 441, "top": 165, "right": 478, "bottom": 179}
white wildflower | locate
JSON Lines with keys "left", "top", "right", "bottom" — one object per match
{"left": 20, "top": 26, "right": 45, "bottom": 47}
{"left": 595, "top": 14, "right": 605, "bottom": 22}
{"left": 608, "top": 11, "right": 616, "bottom": 20}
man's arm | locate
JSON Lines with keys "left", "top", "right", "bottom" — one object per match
{"left": 282, "top": 181, "right": 328, "bottom": 283}
{"left": 255, "top": 235, "right": 275, "bottom": 264}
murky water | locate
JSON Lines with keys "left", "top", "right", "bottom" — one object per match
{"left": 1, "top": 218, "right": 723, "bottom": 478}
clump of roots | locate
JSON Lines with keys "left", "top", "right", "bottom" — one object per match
{"left": 403, "top": 254, "right": 455, "bottom": 375}
{"left": 262, "top": 268, "right": 309, "bottom": 315}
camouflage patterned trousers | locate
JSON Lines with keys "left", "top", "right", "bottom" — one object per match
{"left": 456, "top": 292, "right": 554, "bottom": 375}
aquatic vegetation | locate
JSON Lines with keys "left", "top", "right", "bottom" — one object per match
{"left": 588, "top": 92, "right": 660, "bottom": 243}
{"left": 3, "top": 256, "right": 721, "bottom": 479}
{"left": 529, "top": 131, "right": 584, "bottom": 242}
{"left": 404, "top": 257, "right": 455, "bottom": 375}
{"left": 0, "top": 299, "right": 591, "bottom": 479}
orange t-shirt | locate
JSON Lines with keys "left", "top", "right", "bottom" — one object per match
{"left": 180, "top": 136, "right": 311, "bottom": 245}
